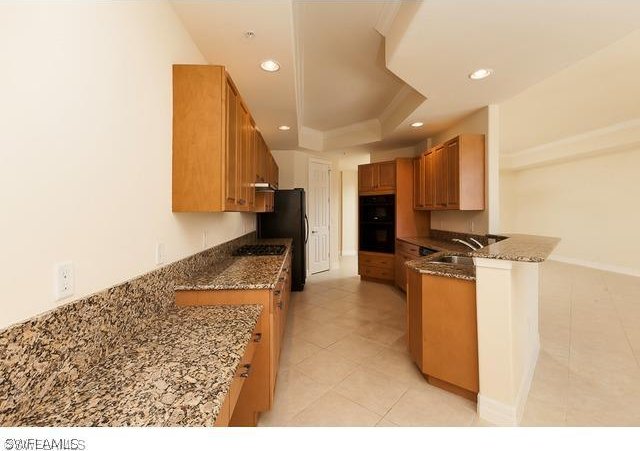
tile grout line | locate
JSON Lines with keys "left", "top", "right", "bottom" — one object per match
{"left": 605, "top": 274, "right": 640, "bottom": 370}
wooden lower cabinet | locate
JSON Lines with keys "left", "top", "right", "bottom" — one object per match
{"left": 358, "top": 251, "right": 395, "bottom": 283}
{"left": 214, "top": 320, "right": 260, "bottom": 426}
{"left": 176, "top": 252, "right": 292, "bottom": 426}
{"left": 406, "top": 269, "right": 479, "bottom": 400}
{"left": 395, "top": 239, "right": 421, "bottom": 292}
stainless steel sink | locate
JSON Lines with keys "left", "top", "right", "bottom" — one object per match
{"left": 431, "top": 255, "right": 474, "bottom": 266}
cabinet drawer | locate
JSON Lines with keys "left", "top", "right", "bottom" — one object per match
{"left": 396, "top": 240, "right": 420, "bottom": 257}
{"left": 229, "top": 336, "right": 258, "bottom": 413}
{"left": 360, "top": 265, "right": 394, "bottom": 281}
{"left": 359, "top": 252, "right": 394, "bottom": 269}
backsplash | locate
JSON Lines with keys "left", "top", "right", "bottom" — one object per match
{"left": 0, "top": 232, "right": 255, "bottom": 420}
{"left": 430, "top": 229, "right": 490, "bottom": 246}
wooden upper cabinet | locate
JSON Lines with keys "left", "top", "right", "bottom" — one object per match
{"left": 358, "top": 161, "right": 396, "bottom": 194}
{"left": 445, "top": 139, "right": 460, "bottom": 209}
{"left": 358, "top": 164, "right": 375, "bottom": 193}
{"left": 413, "top": 158, "right": 424, "bottom": 209}
{"left": 433, "top": 146, "right": 447, "bottom": 207}
{"left": 225, "top": 79, "right": 239, "bottom": 210}
{"left": 413, "top": 134, "right": 485, "bottom": 211}
{"left": 424, "top": 152, "right": 436, "bottom": 209}
{"left": 172, "top": 65, "right": 278, "bottom": 212}
{"left": 377, "top": 161, "right": 396, "bottom": 191}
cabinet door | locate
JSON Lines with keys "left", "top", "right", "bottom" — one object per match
{"left": 256, "top": 136, "right": 265, "bottom": 183}
{"left": 446, "top": 139, "right": 460, "bottom": 209}
{"left": 424, "top": 152, "right": 436, "bottom": 209}
{"left": 395, "top": 253, "right": 411, "bottom": 291}
{"left": 273, "top": 160, "right": 279, "bottom": 188}
{"left": 236, "top": 102, "right": 250, "bottom": 210}
{"left": 269, "top": 151, "right": 274, "bottom": 186}
{"left": 358, "top": 164, "right": 375, "bottom": 193}
{"left": 247, "top": 124, "right": 257, "bottom": 210}
{"left": 406, "top": 270, "right": 423, "bottom": 367}
{"left": 225, "top": 81, "right": 239, "bottom": 210}
{"left": 377, "top": 161, "right": 396, "bottom": 191}
{"left": 433, "top": 146, "right": 447, "bottom": 208}
{"left": 413, "top": 158, "right": 424, "bottom": 209}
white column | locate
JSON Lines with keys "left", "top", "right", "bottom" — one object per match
{"left": 473, "top": 257, "right": 540, "bottom": 426}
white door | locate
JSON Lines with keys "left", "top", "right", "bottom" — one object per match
{"left": 308, "top": 160, "right": 331, "bottom": 274}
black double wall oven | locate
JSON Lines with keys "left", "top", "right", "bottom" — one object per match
{"left": 359, "top": 194, "right": 395, "bottom": 254}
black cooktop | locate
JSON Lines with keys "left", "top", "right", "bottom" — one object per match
{"left": 233, "top": 244, "right": 286, "bottom": 256}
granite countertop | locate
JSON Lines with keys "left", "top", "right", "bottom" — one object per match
{"left": 402, "top": 233, "right": 559, "bottom": 280}
{"left": 469, "top": 233, "right": 560, "bottom": 263}
{"left": 6, "top": 304, "right": 262, "bottom": 427}
{"left": 175, "top": 238, "right": 292, "bottom": 291}
{"left": 405, "top": 251, "right": 476, "bottom": 281}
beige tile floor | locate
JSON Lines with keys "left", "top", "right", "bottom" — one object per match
{"left": 258, "top": 257, "right": 640, "bottom": 426}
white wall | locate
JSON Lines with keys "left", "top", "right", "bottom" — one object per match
{"left": 369, "top": 145, "right": 421, "bottom": 163}
{"left": 0, "top": 2, "right": 254, "bottom": 330}
{"left": 340, "top": 171, "right": 358, "bottom": 256}
{"left": 430, "top": 107, "right": 492, "bottom": 234}
{"left": 499, "top": 30, "right": 640, "bottom": 275}
{"left": 502, "top": 150, "right": 640, "bottom": 274}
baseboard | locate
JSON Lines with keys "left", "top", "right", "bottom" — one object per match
{"left": 477, "top": 395, "right": 518, "bottom": 426}
{"left": 478, "top": 336, "right": 540, "bottom": 426}
{"left": 341, "top": 250, "right": 357, "bottom": 256}
{"left": 549, "top": 254, "right": 640, "bottom": 277}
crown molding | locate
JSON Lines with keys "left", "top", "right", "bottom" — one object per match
{"left": 379, "top": 84, "right": 426, "bottom": 136}
{"left": 374, "top": 0, "right": 402, "bottom": 36}
{"left": 501, "top": 117, "right": 640, "bottom": 171}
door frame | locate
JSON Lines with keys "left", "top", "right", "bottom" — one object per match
{"left": 307, "top": 157, "right": 332, "bottom": 274}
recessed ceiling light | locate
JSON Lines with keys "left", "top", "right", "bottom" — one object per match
{"left": 260, "top": 59, "right": 280, "bottom": 72}
{"left": 469, "top": 68, "right": 493, "bottom": 80}
{"left": 410, "top": 121, "right": 424, "bottom": 128}
{"left": 278, "top": 125, "right": 291, "bottom": 131}
{"left": 244, "top": 31, "right": 255, "bottom": 39}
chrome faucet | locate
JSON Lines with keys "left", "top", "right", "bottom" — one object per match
{"left": 468, "top": 237, "right": 484, "bottom": 249}
{"left": 452, "top": 238, "right": 480, "bottom": 251}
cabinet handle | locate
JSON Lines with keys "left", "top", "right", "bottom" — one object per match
{"left": 253, "top": 332, "right": 262, "bottom": 343}
{"left": 240, "top": 363, "right": 251, "bottom": 378}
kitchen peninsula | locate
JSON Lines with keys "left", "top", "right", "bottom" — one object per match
{"left": 405, "top": 232, "right": 560, "bottom": 426}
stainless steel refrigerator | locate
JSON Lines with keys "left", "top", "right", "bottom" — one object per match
{"left": 257, "top": 188, "right": 307, "bottom": 291}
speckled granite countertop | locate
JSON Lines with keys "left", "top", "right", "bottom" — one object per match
{"left": 405, "top": 252, "right": 476, "bottom": 281}
{"left": 174, "top": 239, "right": 292, "bottom": 291}
{"left": 402, "top": 233, "right": 559, "bottom": 280}
{"left": 4, "top": 305, "right": 262, "bottom": 427}
{"left": 469, "top": 233, "right": 560, "bottom": 263}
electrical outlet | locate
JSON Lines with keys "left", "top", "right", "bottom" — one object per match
{"left": 202, "top": 231, "right": 208, "bottom": 250}
{"left": 155, "top": 242, "right": 165, "bottom": 265}
{"left": 54, "top": 262, "right": 74, "bottom": 301}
